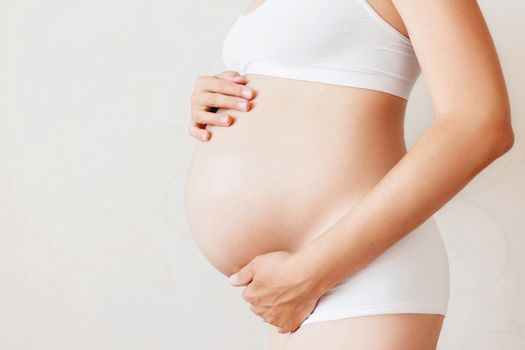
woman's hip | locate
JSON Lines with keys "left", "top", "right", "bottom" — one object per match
{"left": 300, "top": 216, "right": 450, "bottom": 326}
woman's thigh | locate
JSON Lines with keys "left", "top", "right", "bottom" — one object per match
{"left": 268, "top": 313, "right": 445, "bottom": 350}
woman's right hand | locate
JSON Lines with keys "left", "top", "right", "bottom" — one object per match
{"left": 189, "top": 70, "right": 255, "bottom": 142}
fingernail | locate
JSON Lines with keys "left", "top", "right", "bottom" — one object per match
{"left": 200, "top": 130, "right": 207, "bottom": 140}
{"left": 242, "top": 87, "right": 252, "bottom": 99}
{"left": 238, "top": 101, "right": 248, "bottom": 111}
{"left": 229, "top": 273, "right": 238, "bottom": 284}
{"left": 220, "top": 115, "right": 229, "bottom": 124}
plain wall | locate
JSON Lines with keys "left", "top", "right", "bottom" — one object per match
{"left": 0, "top": 0, "right": 523, "bottom": 349}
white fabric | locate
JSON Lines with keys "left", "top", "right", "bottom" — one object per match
{"left": 302, "top": 216, "right": 450, "bottom": 325}
{"left": 222, "top": 0, "right": 449, "bottom": 325}
{"left": 222, "top": 0, "right": 421, "bottom": 100}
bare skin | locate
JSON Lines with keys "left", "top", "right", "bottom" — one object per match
{"left": 269, "top": 314, "right": 444, "bottom": 350}
{"left": 185, "top": 74, "right": 408, "bottom": 276}
{"left": 184, "top": 0, "right": 513, "bottom": 349}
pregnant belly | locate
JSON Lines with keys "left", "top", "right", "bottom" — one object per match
{"left": 183, "top": 75, "right": 407, "bottom": 277}
{"left": 184, "top": 151, "right": 361, "bottom": 277}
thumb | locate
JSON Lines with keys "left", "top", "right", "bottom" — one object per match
{"left": 229, "top": 263, "right": 255, "bottom": 286}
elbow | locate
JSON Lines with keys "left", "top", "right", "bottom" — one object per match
{"left": 494, "top": 125, "right": 514, "bottom": 156}
{"left": 483, "top": 111, "right": 515, "bottom": 159}
{"left": 438, "top": 98, "right": 514, "bottom": 161}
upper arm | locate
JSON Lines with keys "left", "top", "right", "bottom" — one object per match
{"left": 392, "top": 0, "right": 510, "bottom": 120}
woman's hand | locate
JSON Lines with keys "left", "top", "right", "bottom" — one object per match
{"left": 189, "top": 70, "right": 255, "bottom": 142}
{"left": 229, "top": 251, "right": 325, "bottom": 334}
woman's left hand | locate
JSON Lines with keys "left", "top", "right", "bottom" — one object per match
{"left": 229, "top": 250, "right": 324, "bottom": 334}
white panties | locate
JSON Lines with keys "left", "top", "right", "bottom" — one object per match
{"left": 301, "top": 216, "right": 450, "bottom": 326}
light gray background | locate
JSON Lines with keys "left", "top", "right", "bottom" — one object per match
{"left": 0, "top": 0, "right": 523, "bottom": 349}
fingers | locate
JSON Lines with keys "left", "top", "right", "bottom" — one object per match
{"left": 192, "top": 108, "right": 232, "bottom": 127}
{"left": 189, "top": 71, "right": 255, "bottom": 141}
{"left": 215, "top": 70, "right": 248, "bottom": 85}
{"left": 192, "top": 73, "right": 254, "bottom": 110}
{"left": 188, "top": 121, "right": 210, "bottom": 142}
{"left": 242, "top": 285, "right": 256, "bottom": 303}
{"left": 232, "top": 260, "right": 256, "bottom": 286}
{"left": 247, "top": 298, "right": 298, "bottom": 334}
{"left": 194, "top": 73, "right": 253, "bottom": 99}
{"left": 188, "top": 110, "right": 233, "bottom": 142}
{"left": 193, "top": 91, "right": 251, "bottom": 112}
{"left": 250, "top": 304, "right": 266, "bottom": 322}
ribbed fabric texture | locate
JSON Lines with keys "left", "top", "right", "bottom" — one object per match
{"left": 222, "top": 0, "right": 421, "bottom": 100}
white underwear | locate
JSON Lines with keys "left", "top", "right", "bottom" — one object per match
{"left": 301, "top": 216, "right": 450, "bottom": 326}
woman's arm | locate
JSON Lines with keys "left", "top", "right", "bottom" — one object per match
{"left": 297, "top": 0, "right": 515, "bottom": 295}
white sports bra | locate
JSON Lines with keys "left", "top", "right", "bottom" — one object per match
{"left": 222, "top": 0, "right": 421, "bottom": 100}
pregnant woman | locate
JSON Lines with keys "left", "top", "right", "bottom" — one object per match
{"left": 184, "top": 0, "right": 514, "bottom": 348}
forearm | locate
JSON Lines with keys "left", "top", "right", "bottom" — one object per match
{"left": 297, "top": 115, "right": 514, "bottom": 295}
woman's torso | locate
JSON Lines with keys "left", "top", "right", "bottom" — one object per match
{"left": 184, "top": 0, "right": 416, "bottom": 277}
{"left": 184, "top": 75, "right": 408, "bottom": 276}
